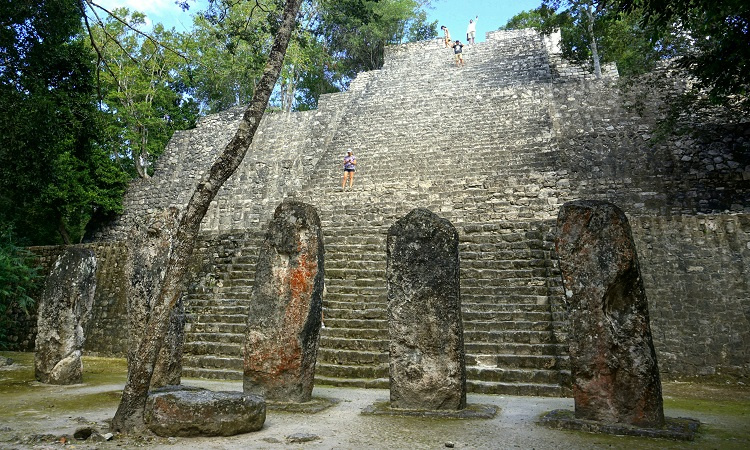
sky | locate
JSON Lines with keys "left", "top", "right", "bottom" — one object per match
{"left": 93, "top": 0, "right": 544, "bottom": 40}
{"left": 425, "top": 0, "right": 542, "bottom": 43}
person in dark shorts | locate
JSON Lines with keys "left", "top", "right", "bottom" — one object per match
{"left": 453, "top": 40, "right": 464, "bottom": 67}
{"left": 342, "top": 148, "right": 357, "bottom": 190}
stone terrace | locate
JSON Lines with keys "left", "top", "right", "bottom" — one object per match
{"left": 90, "top": 29, "right": 750, "bottom": 394}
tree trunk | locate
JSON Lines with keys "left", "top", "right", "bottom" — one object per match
{"left": 110, "top": 0, "right": 304, "bottom": 432}
{"left": 585, "top": 5, "right": 602, "bottom": 79}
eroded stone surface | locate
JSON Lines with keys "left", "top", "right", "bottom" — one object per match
{"left": 386, "top": 208, "right": 466, "bottom": 410}
{"left": 145, "top": 386, "right": 265, "bottom": 437}
{"left": 244, "top": 200, "right": 324, "bottom": 402}
{"left": 555, "top": 200, "right": 664, "bottom": 427}
{"left": 125, "top": 207, "right": 184, "bottom": 388}
{"left": 34, "top": 247, "right": 97, "bottom": 385}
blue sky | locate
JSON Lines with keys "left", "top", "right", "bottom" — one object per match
{"left": 93, "top": 0, "right": 544, "bottom": 39}
{"left": 426, "top": 0, "right": 542, "bottom": 43}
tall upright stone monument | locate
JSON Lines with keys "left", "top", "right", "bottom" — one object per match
{"left": 244, "top": 200, "right": 324, "bottom": 402}
{"left": 555, "top": 200, "right": 664, "bottom": 428}
{"left": 35, "top": 247, "right": 97, "bottom": 384}
{"left": 125, "top": 207, "right": 185, "bottom": 388}
{"left": 386, "top": 208, "right": 466, "bottom": 410}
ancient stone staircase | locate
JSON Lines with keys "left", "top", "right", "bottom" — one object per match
{"left": 181, "top": 30, "right": 575, "bottom": 396}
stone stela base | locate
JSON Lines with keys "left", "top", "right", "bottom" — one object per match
{"left": 266, "top": 396, "right": 340, "bottom": 413}
{"left": 361, "top": 402, "right": 498, "bottom": 419}
{"left": 538, "top": 409, "right": 700, "bottom": 441}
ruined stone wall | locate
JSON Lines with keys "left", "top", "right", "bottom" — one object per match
{"left": 633, "top": 214, "right": 750, "bottom": 378}
{"left": 23, "top": 243, "right": 130, "bottom": 356}
{"left": 26, "top": 28, "right": 750, "bottom": 381}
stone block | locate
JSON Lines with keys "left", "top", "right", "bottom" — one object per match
{"left": 555, "top": 200, "right": 664, "bottom": 427}
{"left": 145, "top": 386, "right": 265, "bottom": 437}
{"left": 244, "top": 200, "right": 324, "bottom": 402}
{"left": 34, "top": 247, "right": 97, "bottom": 385}
{"left": 387, "top": 208, "right": 466, "bottom": 410}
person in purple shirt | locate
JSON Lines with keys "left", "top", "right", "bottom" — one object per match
{"left": 342, "top": 148, "right": 357, "bottom": 190}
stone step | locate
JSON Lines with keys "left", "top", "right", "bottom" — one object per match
{"left": 322, "top": 306, "right": 387, "bottom": 320}
{"left": 313, "top": 375, "right": 389, "bottom": 389}
{"left": 183, "top": 341, "right": 242, "bottom": 356}
{"left": 463, "top": 320, "right": 553, "bottom": 332}
{"left": 318, "top": 348, "right": 389, "bottom": 366}
{"left": 184, "top": 332, "right": 244, "bottom": 345}
{"left": 323, "top": 318, "right": 388, "bottom": 330}
{"left": 183, "top": 355, "right": 243, "bottom": 371}
{"left": 464, "top": 329, "right": 556, "bottom": 344}
{"left": 186, "top": 322, "right": 245, "bottom": 334}
{"left": 181, "top": 367, "right": 243, "bottom": 381}
{"left": 322, "top": 327, "right": 387, "bottom": 340}
{"left": 464, "top": 342, "right": 567, "bottom": 355}
{"left": 315, "top": 362, "right": 388, "bottom": 380}
{"left": 467, "top": 380, "right": 568, "bottom": 397}
{"left": 320, "top": 336, "right": 388, "bottom": 352}
{"left": 190, "top": 313, "right": 247, "bottom": 324}
{"left": 466, "top": 366, "right": 570, "bottom": 385}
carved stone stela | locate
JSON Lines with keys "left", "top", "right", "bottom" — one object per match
{"left": 556, "top": 200, "right": 664, "bottom": 427}
{"left": 244, "top": 200, "right": 325, "bottom": 402}
{"left": 387, "top": 208, "right": 466, "bottom": 410}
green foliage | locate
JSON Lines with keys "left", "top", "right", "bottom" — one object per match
{"left": 602, "top": 0, "right": 750, "bottom": 110}
{"left": 0, "top": 228, "right": 40, "bottom": 348}
{"left": 314, "top": 0, "right": 436, "bottom": 81}
{"left": 185, "top": 0, "right": 278, "bottom": 112}
{"left": 90, "top": 9, "right": 199, "bottom": 176}
{"left": 0, "top": 0, "right": 130, "bottom": 245}
{"left": 501, "top": 2, "right": 677, "bottom": 78}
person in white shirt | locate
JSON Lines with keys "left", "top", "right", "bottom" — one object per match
{"left": 466, "top": 16, "right": 478, "bottom": 45}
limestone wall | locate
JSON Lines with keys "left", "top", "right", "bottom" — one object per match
{"left": 30, "top": 28, "right": 750, "bottom": 381}
{"left": 633, "top": 214, "right": 750, "bottom": 378}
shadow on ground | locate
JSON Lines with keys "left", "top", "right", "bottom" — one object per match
{"left": 1, "top": 352, "right": 748, "bottom": 449}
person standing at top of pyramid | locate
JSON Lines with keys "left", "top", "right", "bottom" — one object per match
{"left": 441, "top": 25, "right": 451, "bottom": 48}
{"left": 466, "top": 15, "right": 478, "bottom": 45}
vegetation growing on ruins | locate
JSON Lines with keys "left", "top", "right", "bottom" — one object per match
{"left": 0, "top": 229, "right": 40, "bottom": 348}
{"left": 0, "top": 0, "right": 435, "bottom": 247}
{"left": 502, "top": 0, "right": 749, "bottom": 113}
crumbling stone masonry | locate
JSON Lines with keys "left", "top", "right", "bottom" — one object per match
{"left": 20, "top": 29, "right": 750, "bottom": 392}
{"left": 243, "top": 200, "right": 325, "bottom": 402}
{"left": 556, "top": 200, "right": 664, "bottom": 427}
{"left": 387, "top": 208, "right": 466, "bottom": 410}
{"left": 34, "top": 247, "right": 97, "bottom": 385}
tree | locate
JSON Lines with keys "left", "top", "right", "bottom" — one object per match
{"left": 502, "top": 2, "right": 674, "bottom": 78}
{"left": 184, "top": 0, "right": 277, "bottom": 113}
{"left": 0, "top": 0, "right": 130, "bottom": 245}
{"left": 88, "top": 9, "right": 199, "bottom": 178}
{"left": 600, "top": 0, "right": 750, "bottom": 109}
{"left": 315, "top": 0, "right": 437, "bottom": 78}
{"left": 0, "top": 227, "right": 40, "bottom": 349}
{"left": 110, "top": 0, "right": 304, "bottom": 432}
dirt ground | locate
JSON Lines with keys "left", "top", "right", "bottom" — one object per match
{"left": 1, "top": 352, "right": 748, "bottom": 449}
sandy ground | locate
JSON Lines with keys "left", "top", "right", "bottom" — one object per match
{"left": 1, "top": 353, "right": 749, "bottom": 449}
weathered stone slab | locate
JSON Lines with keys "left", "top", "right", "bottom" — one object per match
{"left": 34, "top": 247, "right": 97, "bottom": 385}
{"left": 555, "top": 200, "right": 664, "bottom": 427}
{"left": 386, "top": 208, "right": 466, "bottom": 410}
{"left": 125, "top": 207, "right": 184, "bottom": 388}
{"left": 539, "top": 409, "right": 700, "bottom": 441}
{"left": 244, "top": 200, "right": 324, "bottom": 402}
{"left": 144, "top": 386, "right": 265, "bottom": 437}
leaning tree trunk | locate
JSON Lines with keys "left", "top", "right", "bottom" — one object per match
{"left": 110, "top": 0, "right": 304, "bottom": 432}
{"left": 585, "top": 5, "right": 602, "bottom": 79}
